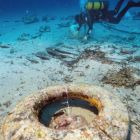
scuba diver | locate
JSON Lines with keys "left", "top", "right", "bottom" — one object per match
{"left": 73, "top": 0, "right": 140, "bottom": 40}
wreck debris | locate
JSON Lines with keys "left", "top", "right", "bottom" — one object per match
{"left": 35, "top": 45, "right": 130, "bottom": 67}
{"left": 102, "top": 67, "right": 140, "bottom": 88}
{"left": 46, "top": 47, "right": 77, "bottom": 61}
{"left": 120, "top": 48, "right": 136, "bottom": 55}
{"left": 46, "top": 48, "right": 68, "bottom": 59}
{"left": 35, "top": 52, "right": 49, "bottom": 60}
{"left": 26, "top": 57, "right": 39, "bottom": 64}
{"left": 0, "top": 85, "right": 129, "bottom": 140}
{"left": 127, "top": 56, "right": 140, "bottom": 63}
{"left": 63, "top": 48, "right": 114, "bottom": 67}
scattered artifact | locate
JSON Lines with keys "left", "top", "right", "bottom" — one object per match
{"left": 0, "top": 84, "right": 129, "bottom": 140}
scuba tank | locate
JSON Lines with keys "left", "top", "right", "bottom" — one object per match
{"left": 85, "top": 0, "right": 108, "bottom": 10}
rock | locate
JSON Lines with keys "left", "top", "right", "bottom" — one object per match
{"left": 3, "top": 101, "right": 11, "bottom": 108}
{"left": 22, "top": 15, "right": 39, "bottom": 24}
{"left": 10, "top": 48, "right": 15, "bottom": 54}
{"left": 39, "top": 26, "right": 51, "bottom": 33}
{"left": 85, "top": 65, "right": 90, "bottom": 69}
{"left": 42, "top": 16, "right": 48, "bottom": 22}
{"left": 31, "top": 32, "right": 42, "bottom": 39}
{"left": 0, "top": 45, "right": 10, "bottom": 48}
{"left": 63, "top": 76, "right": 73, "bottom": 83}
{"left": 57, "top": 22, "right": 71, "bottom": 28}
{"left": 17, "top": 33, "right": 31, "bottom": 41}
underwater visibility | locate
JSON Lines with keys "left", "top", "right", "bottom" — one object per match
{"left": 0, "top": 0, "right": 140, "bottom": 139}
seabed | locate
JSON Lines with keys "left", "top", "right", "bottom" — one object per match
{"left": 0, "top": 12, "right": 140, "bottom": 139}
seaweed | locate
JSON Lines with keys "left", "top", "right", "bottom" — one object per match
{"left": 102, "top": 67, "right": 140, "bottom": 89}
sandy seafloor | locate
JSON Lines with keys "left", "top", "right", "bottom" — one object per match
{"left": 0, "top": 11, "right": 140, "bottom": 139}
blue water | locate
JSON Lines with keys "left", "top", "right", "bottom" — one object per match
{"left": 0, "top": 0, "right": 79, "bottom": 16}
{"left": 0, "top": 0, "right": 139, "bottom": 16}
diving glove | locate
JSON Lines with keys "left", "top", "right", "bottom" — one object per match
{"left": 70, "top": 24, "right": 79, "bottom": 37}
{"left": 83, "top": 35, "right": 88, "bottom": 40}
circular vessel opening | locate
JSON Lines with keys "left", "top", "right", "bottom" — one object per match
{"left": 39, "top": 98, "right": 99, "bottom": 130}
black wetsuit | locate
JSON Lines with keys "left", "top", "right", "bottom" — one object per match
{"left": 76, "top": 0, "right": 140, "bottom": 36}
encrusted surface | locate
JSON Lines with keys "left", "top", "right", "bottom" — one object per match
{"left": 0, "top": 84, "right": 129, "bottom": 140}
